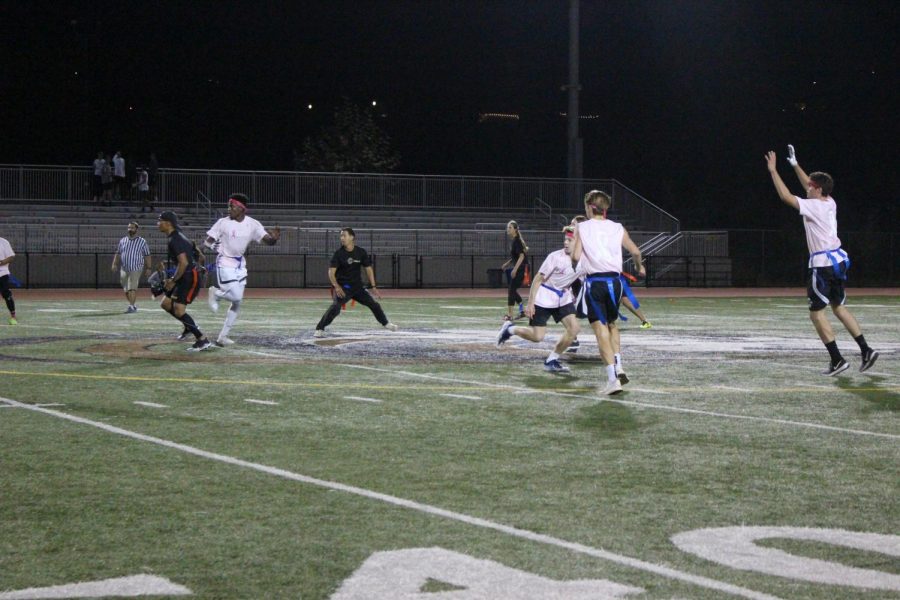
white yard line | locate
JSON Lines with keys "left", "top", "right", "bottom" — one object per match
{"left": 0, "top": 397, "right": 782, "bottom": 600}
{"left": 133, "top": 401, "right": 167, "bottom": 408}
{"left": 629, "top": 387, "right": 671, "bottom": 395}
{"left": 344, "top": 395, "right": 382, "bottom": 403}
{"left": 244, "top": 399, "right": 279, "bottom": 406}
{"left": 341, "top": 364, "right": 900, "bottom": 440}
{"left": 712, "top": 385, "right": 755, "bottom": 393}
{"left": 440, "top": 393, "right": 482, "bottom": 400}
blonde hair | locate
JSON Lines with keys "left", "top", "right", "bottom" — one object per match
{"left": 583, "top": 190, "right": 612, "bottom": 214}
{"left": 507, "top": 220, "right": 529, "bottom": 253}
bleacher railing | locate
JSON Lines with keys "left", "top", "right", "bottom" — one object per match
{"left": 0, "top": 164, "right": 679, "bottom": 233}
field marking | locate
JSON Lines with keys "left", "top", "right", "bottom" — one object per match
{"left": 712, "top": 385, "right": 755, "bottom": 393}
{"left": 440, "top": 393, "right": 483, "bottom": 400}
{"left": 244, "top": 398, "right": 279, "bottom": 406}
{"left": 344, "top": 395, "right": 382, "bottom": 403}
{"left": 134, "top": 401, "right": 167, "bottom": 408}
{"left": 341, "top": 365, "right": 900, "bottom": 440}
{"left": 629, "top": 387, "right": 671, "bottom": 395}
{"left": 0, "top": 396, "right": 781, "bottom": 600}
{"left": 0, "top": 574, "right": 191, "bottom": 599}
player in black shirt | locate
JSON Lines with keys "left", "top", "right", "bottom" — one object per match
{"left": 313, "top": 228, "right": 398, "bottom": 337}
{"left": 157, "top": 211, "right": 212, "bottom": 351}
{"left": 501, "top": 220, "right": 529, "bottom": 321}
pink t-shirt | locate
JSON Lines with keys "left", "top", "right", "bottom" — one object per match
{"left": 797, "top": 196, "right": 843, "bottom": 268}
{"left": 206, "top": 216, "right": 268, "bottom": 269}
{"left": 534, "top": 248, "right": 575, "bottom": 308}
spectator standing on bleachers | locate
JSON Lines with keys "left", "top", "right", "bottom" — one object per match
{"left": 204, "top": 193, "right": 280, "bottom": 347}
{"left": 112, "top": 221, "right": 152, "bottom": 313}
{"left": 313, "top": 227, "right": 398, "bottom": 337}
{"left": 92, "top": 152, "right": 106, "bottom": 202}
{"left": 113, "top": 151, "right": 126, "bottom": 200}
{"left": 148, "top": 153, "right": 159, "bottom": 204}
{"left": 501, "top": 220, "right": 528, "bottom": 321}
{"left": 135, "top": 166, "right": 152, "bottom": 212}
{"left": 0, "top": 236, "right": 17, "bottom": 325}
{"left": 101, "top": 154, "right": 114, "bottom": 205}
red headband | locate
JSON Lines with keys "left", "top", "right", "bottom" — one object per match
{"left": 229, "top": 198, "right": 247, "bottom": 211}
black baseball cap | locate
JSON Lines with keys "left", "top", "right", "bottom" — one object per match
{"left": 158, "top": 211, "right": 178, "bottom": 226}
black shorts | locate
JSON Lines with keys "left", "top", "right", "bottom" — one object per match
{"left": 808, "top": 264, "right": 847, "bottom": 311}
{"left": 530, "top": 303, "right": 576, "bottom": 327}
{"left": 581, "top": 274, "right": 622, "bottom": 324}
{"left": 165, "top": 268, "right": 201, "bottom": 305}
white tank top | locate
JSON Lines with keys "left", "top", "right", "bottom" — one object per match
{"left": 577, "top": 218, "right": 624, "bottom": 274}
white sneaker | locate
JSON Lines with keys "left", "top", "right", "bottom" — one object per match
{"left": 601, "top": 379, "right": 623, "bottom": 395}
{"left": 384, "top": 322, "right": 399, "bottom": 332}
{"left": 215, "top": 336, "right": 235, "bottom": 347}
{"left": 208, "top": 287, "right": 220, "bottom": 313}
{"left": 313, "top": 329, "right": 326, "bottom": 338}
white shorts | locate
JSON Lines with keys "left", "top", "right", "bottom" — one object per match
{"left": 216, "top": 266, "right": 247, "bottom": 302}
{"left": 120, "top": 270, "right": 141, "bottom": 291}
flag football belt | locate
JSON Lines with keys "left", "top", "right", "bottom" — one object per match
{"left": 582, "top": 274, "right": 640, "bottom": 325}
{"left": 810, "top": 248, "right": 850, "bottom": 280}
{"left": 540, "top": 283, "right": 564, "bottom": 298}
{"left": 216, "top": 256, "right": 244, "bottom": 283}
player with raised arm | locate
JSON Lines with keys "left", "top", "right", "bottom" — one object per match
{"left": 765, "top": 146, "right": 878, "bottom": 375}
{"left": 571, "top": 191, "right": 646, "bottom": 395}
{"left": 204, "top": 193, "right": 280, "bottom": 347}
{"left": 497, "top": 226, "right": 581, "bottom": 373}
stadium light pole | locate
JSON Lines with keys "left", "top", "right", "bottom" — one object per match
{"left": 565, "top": 0, "right": 583, "bottom": 193}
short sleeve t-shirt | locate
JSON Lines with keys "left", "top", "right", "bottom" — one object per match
{"left": 510, "top": 237, "right": 526, "bottom": 262}
{"left": 167, "top": 231, "right": 197, "bottom": 269}
{"left": 796, "top": 196, "right": 843, "bottom": 268}
{"left": 534, "top": 248, "right": 575, "bottom": 308}
{"left": 207, "top": 215, "right": 268, "bottom": 269}
{"left": 0, "top": 237, "right": 14, "bottom": 277}
{"left": 331, "top": 246, "right": 371, "bottom": 289}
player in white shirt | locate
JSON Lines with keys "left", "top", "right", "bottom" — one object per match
{"left": 0, "top": 236, "right": 18, "bottom": 324}
{"left": 204, "top": 193, "right": 280, "bottom": 346}
{"left": 571, "top": 190, "right": 645, "bottom": 395}
{"left": 497, "top": 226, "right": 581, "bottom": 373}
{"left": 766, "top": 146, "right": 878, "bottom": 375}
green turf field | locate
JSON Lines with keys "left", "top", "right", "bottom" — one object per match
{"left": 1, "top": 293, "right": 898, "bottom": 599}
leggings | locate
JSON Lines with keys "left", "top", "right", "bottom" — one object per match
{"left": 507, "top": 269, "right": 525, "bottom": 306}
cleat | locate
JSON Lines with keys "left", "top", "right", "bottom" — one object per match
{"left": 566, "top": 339, "right": 580, "bottom": 354}
{"left": 207, "top": 287, "right": 220, "bottom": 313}
{"left": 822, "top": 358, "right": 849, "bottom": 376}
{"left": 176, "top": 329, "right": 190, "bottom": 341}
{"left": 215, "top": 336, "right": 235, "bottom": 347}
{"left": 601, "top": 378, "right": 624, "bottom": 395}
{"left": 617, "top": 370, "right": 630, "bottom": 385}
{"left": 502, "top": 314, "right": 513, "bottom": 322}
{"left": 514, "top": 311, "right": 528, "bottom": 321}
{"left": 125, "top": 305, "right": 137, "bottom": 313}
{"left": 640, "top": 321, "right": 652, "bottom": 329}
{"left": 384, "top": 322, "right": 399, "bottom": 332}
{"left": 187, "top": 338, "right": 213, "bottom": 352}
{"left": 543, "top": 359, "right": 570, "bottom": 373}
{"left": 497, "top": 321, "right": 514, "bottom": 346}
{"left": 859, "top": 349, "right": 879, "bottom": 373}
{"left": 8, "top": 317, "right": 17, "bottom": 325}
{"left": 313, "top": 329, "right": 326, "bottom": 338}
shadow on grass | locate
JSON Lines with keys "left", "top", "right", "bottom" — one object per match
{"left": 837, "top": 375, "right": 899, "bottom": 413}
{"left": 522, "top": 375, "right": 594, "bottom": 396}
{"left": 573, "top": 401, "right": 640, "bottom": 435}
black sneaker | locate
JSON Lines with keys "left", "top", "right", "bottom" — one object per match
{"left": 187, "top": 338, "right": 212, "bottom": 352}
{"left": 566, "top": 339, "right": 580, "bottom": 354}
{"left": 823, "top": 358, "right": 849, "bottom": 376}
{"left": 176, "top": 329, "right": 190, "bottom": 341}
{"left": 859, "top": 349, "right": 879, "bottom": 373}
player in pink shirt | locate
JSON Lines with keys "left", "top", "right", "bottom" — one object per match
{"left": 497, "top": 226, "right": 581, "bottom": 373}
{"left": 766, "top": 146, "right": 878, "bottom": 375}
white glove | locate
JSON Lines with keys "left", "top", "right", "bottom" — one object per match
{"left": 786, "top": 144, "right": 798, "bottom": 167}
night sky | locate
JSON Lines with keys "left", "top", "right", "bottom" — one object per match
{"left": 3, "top": 1, "right": 898, "bottom": 229}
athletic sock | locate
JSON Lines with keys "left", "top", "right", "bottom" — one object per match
{"left": 606, "top": 364, "right": 617, "bottom": 382}
{"left": 178, "top": 313, "right": 203, "bottom": 339}
{"left": 825, "top": 340, "right": 843, "bottom": 364}
{"left": 547, "top": 352, "right": 560, "bottom": 362}
{"left": 614, "top": 353, "right": 622, "bottom": 369}
{"left": 853, "top": 334, "right": 870, "bottom": 354}
{"left": 220, "top": 303, "right": 240, "bottom": 338}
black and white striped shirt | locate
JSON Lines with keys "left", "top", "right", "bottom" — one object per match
{"left": 116, "top": 236, "right": 150, "bottom": 272}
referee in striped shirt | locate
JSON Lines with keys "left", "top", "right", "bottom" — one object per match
{"left": 112, "top": 221, "right": 152, "bottom": 313}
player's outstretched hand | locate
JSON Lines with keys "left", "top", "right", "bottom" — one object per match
{"left": 270, "top": 227, "right": 281, "bottom": 240}
{"left": 765, "top": 151, "right": 777, "bottom": 172}
{"left": 786, "top": 144, "right": 798, "bottom": 167}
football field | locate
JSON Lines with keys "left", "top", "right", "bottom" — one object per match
{"left": 1, "top": 290, "right": 898, "bottom": 599}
